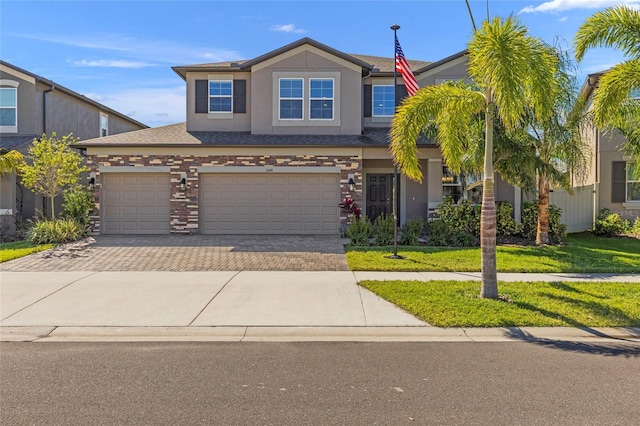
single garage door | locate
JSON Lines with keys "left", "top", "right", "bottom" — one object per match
{"left": 200, "top": 173, "right": 340, "bottom": 234}
{"left": 102, "top": 173, "right": 170, "bottom": 234}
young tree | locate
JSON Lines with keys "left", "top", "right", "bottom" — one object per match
{"left": 20, "top": 133, "right": 88, "bottom": 219}
{"left": 0, "top": 149, "right": 24, "bottom": 175}
{"left": 574, "top": 5, "right": 640, "bottom": 157}
{"left": 391, "top": 16, "right": 558, "bottom": 298}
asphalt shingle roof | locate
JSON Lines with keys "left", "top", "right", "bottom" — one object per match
{"left": 75, "top": 122, "right": 435, "bottom": 148}
{"left": 0, "top": 135, "right": 37, "bottom": 153}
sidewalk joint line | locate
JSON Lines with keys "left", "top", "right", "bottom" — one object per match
{"left": 1, "top": 271, "right": 99, "bottom": 322}
{"left": 353, "top": 272, "right": 369, "bottom": 326}
{"left": 187, "top": 271, "right": 241, "bottom": 326}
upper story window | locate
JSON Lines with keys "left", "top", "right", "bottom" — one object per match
{"left": 309, "top": 78, "right": 333, "bottom": 120}
{"left": 209, "top": 81, "right": 233, "bottom": 113}
{"left": 627, "top": 163, "right": 640, "bottom": 202}
{"left": 372, "top": 85, "right": 395, "bottom": 117}
{"left": 100, "top": 112, "right": 108, "bottom": 137}
{"left": 0, "top": 86, "right": 18, "bottom": 132}
{"left": 279, "top": 78, "right": 303, "bottom": 120}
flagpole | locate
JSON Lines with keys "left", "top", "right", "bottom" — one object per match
{"left": 390, "top": 23, "right": 401, "bottom": 259}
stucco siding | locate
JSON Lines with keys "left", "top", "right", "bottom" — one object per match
{"left": 185, "top": 71, "right": 252, "bottom": 132}
{"left": 251, "top": 50, "right": 362, "bottom": 135}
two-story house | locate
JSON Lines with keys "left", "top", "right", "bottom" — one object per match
{"left": 77, "top": 37, "right": 517, "bottom": 235}
{"left": 579, "top": 72, "right": 640, "bottom": 223}
{"left": 0, "top": 60, "right": 147, "bottom": 232}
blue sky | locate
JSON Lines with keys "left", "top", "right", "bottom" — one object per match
{"left": 2, "top": 0, "right": 638, "bottom": 128}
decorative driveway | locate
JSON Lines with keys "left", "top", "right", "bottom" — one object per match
{"left": 1, "top": 235, "right": 350, "bottom": 272}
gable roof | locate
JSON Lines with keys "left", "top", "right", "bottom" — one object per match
{"left": 0, "top": 60, "right": 148, "bottom": 130}
{"left": 173, "top": 38, "right": 374, "bottom": 80}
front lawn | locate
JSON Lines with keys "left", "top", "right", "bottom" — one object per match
{"left": 0, "top": 240, "right": 53, "bottom": 263}
{"left": 346, "top": 233, "right": 640, "bottom": 273}
{"left": 359, "top": 280, "right": 640, "bottom": 327}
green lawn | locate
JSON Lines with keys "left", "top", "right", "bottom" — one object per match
{"left": 359, "top": 280, "right": 640, "bottom": 327}
{"left": 346, "top": 233, "right": 640, "bottom": 273}
{"left": 0, "top": 240, "right": 53, "bottom": 263}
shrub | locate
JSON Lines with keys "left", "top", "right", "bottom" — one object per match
{"left": 496, "top": 201, "right": 523, "bottom": 237}
{"left": 27, "top": 218, "right": 87, "bottom": 244}
{"left": 346, "top": 217, "right": 373, "bottom": 246}
{"left": 450, "top": 231, "right": 475, "bottom": 247}
{"left": 62, "top": 185, "right": 94, "bottom": 227}
{"left": 373, "top": 214, "right": 395, "bottom": 246}
{"left": 426, "top": 219, "right": 449, "bottom": 246}
{"left": 399, "top": 217, "right": 425, "bottom": 246}
{"left": 438, "top": 197, "right": 480, "bottom": 237}
{"left": 631, "top": 218, "right": 640, "bottom": 236}
{"left": 593, "top": 208, "right": 630, "bottom": 237}
{"left": 521, "top": 201, "right": 567, "bottom": 244}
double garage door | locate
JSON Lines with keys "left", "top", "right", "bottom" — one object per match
{"left": 101, "top": 172, "right": 339, "bottom": 235}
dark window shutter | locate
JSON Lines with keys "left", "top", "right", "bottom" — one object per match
{"left": 364, "top": 85, "right": 372, "bottom": 118}
{"left": 612, "top": 161, "right": 626, "bottom": 203}
{"left": 195, "top": 80, "right": 208, "bottom": 113}
{"left": 233, "top": 80, "right": 246, "bottom": 113}
{"left": 395, "top": 85, "right": 408, "bottom": 107}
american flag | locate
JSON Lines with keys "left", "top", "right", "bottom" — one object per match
{"left": 395, "top": 35, "right": 419, "bottom": 96}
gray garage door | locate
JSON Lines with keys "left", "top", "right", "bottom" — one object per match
{"left": 200, "top": 173, "right": 340, "bottom": 234}
{"left": 102, "top": 173, "right": 170, "bottom": 234}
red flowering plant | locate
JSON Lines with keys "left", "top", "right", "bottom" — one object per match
{"left": 339, "top": 197, "right": 362, "bottom": 221}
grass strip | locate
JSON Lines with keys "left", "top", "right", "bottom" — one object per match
{"left": 347, "top": 233, "right": 640, "bottom": 273}
{"left": 0, "top": 241, "right": 54, "bottom": 263}
{"left": 359, "top": 280, "right": 640, "bottom": 327}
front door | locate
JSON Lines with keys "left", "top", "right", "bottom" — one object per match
{"left": 366, "top": 174, "right": 392, "bottom": 222}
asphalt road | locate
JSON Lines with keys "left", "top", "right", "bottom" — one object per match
{"left": 2, "top": 341, "right": 639, "bottom": 425}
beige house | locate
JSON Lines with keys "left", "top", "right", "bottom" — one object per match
{"left": 0, "top": 60, "right": 147, "bottom": 233}
{"left": 579, "top": 73, "right": 640, "bottom": 223}
{"left": 78, "top": 37, "right": 517, "bottom": 235}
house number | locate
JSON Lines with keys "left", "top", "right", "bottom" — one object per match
{"left": 265, "top": 167, "right": 274, "bottom": 172}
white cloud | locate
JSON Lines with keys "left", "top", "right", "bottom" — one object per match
{"left": 270, "top": 24, "right": 307, "bottom": 34}
{"left": 520, "top": 0, "right": 640, "bottom": 13}
{"left": 12, "top": 32, "right": 242, "bottom": 65}
{"left": 84, "top": 85, "right": 186, "bottom": 128}
{"left": 558, "top": 16, "right": 569, "bottom": 22}
{"left": 71, "top": 59, "right": 155, "bottom": 68}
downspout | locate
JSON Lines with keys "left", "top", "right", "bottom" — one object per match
{"left": 42, "top": 84, "right": 55, "bottom": 135}
{"left": 41, "top": 84, "right": 55, "bottom": 218}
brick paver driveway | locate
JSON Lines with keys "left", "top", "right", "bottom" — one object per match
{"left": 1, "top": 235, "right": 349, "bottom": 272}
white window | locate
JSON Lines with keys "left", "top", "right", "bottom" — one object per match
{"left": 100, "top": 113, "right": 108, "bottom": 137}
{"left": 209, "top": 80, "right": 232, "bottom": 113}
{"left": 627, "top": 163, "right": 640, "bottom": 201}
{"left": 309, "top": 78, "right": 333, "bottom": 120}
{"left": 279, "top": 78, "right": 303, "bottom": 120}
{"left": 0, "top": 87, "right": 17, "bottom": 132}
{"left": 372, "top": 85, "right": 395, "bottom": 117}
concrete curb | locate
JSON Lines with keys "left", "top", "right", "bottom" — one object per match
{"left": 2, "top": 326, "right": 639, "bottom": 343}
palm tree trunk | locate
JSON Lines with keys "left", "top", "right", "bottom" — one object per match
{"left": 536, "top": 173, "right": 550, "bottom": 245}
{"left": 480, "top": 92, "right": 498, "bottom": 299}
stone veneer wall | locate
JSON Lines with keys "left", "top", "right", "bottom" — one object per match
{"left": 87, "top": 154, "right": 362, "bottom": 234}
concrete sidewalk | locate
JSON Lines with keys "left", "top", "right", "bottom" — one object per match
{"left": 1, "top": 271, "right": 639, "bottom": 342}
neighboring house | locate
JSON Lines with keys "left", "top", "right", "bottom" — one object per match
{"left": 77, "top": 37, "right": 517, "bottom": 235}
{"left": 0, "top": 60, "right": 148, "bottom": 233}
{"left": 577, "top": 72, "right": 640, "bottom": 224}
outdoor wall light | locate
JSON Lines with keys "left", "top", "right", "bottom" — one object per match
{"left": 348, "top": 174, "right": 356, "bottom": 192}
{"left": 88, "top": 173, "right": 96, "bottom": 191}
{"left": 180, "top": 173, "right": 187, "bottom": 191}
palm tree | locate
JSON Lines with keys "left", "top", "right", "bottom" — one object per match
{"left": 574, "top": 5, "right": 640, "bottom": 152}
{"left": 391, "top": 16, "right": 558, "bottom": 298}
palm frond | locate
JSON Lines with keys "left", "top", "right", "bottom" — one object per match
{"left": 574, "top": 5, "right": 640, "bottom": 61}
{"left": 390, "top": 84, "right": 484, "bottom": 182}
{"left": 592, "top": 59, "right": 640, "bottom": 128}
